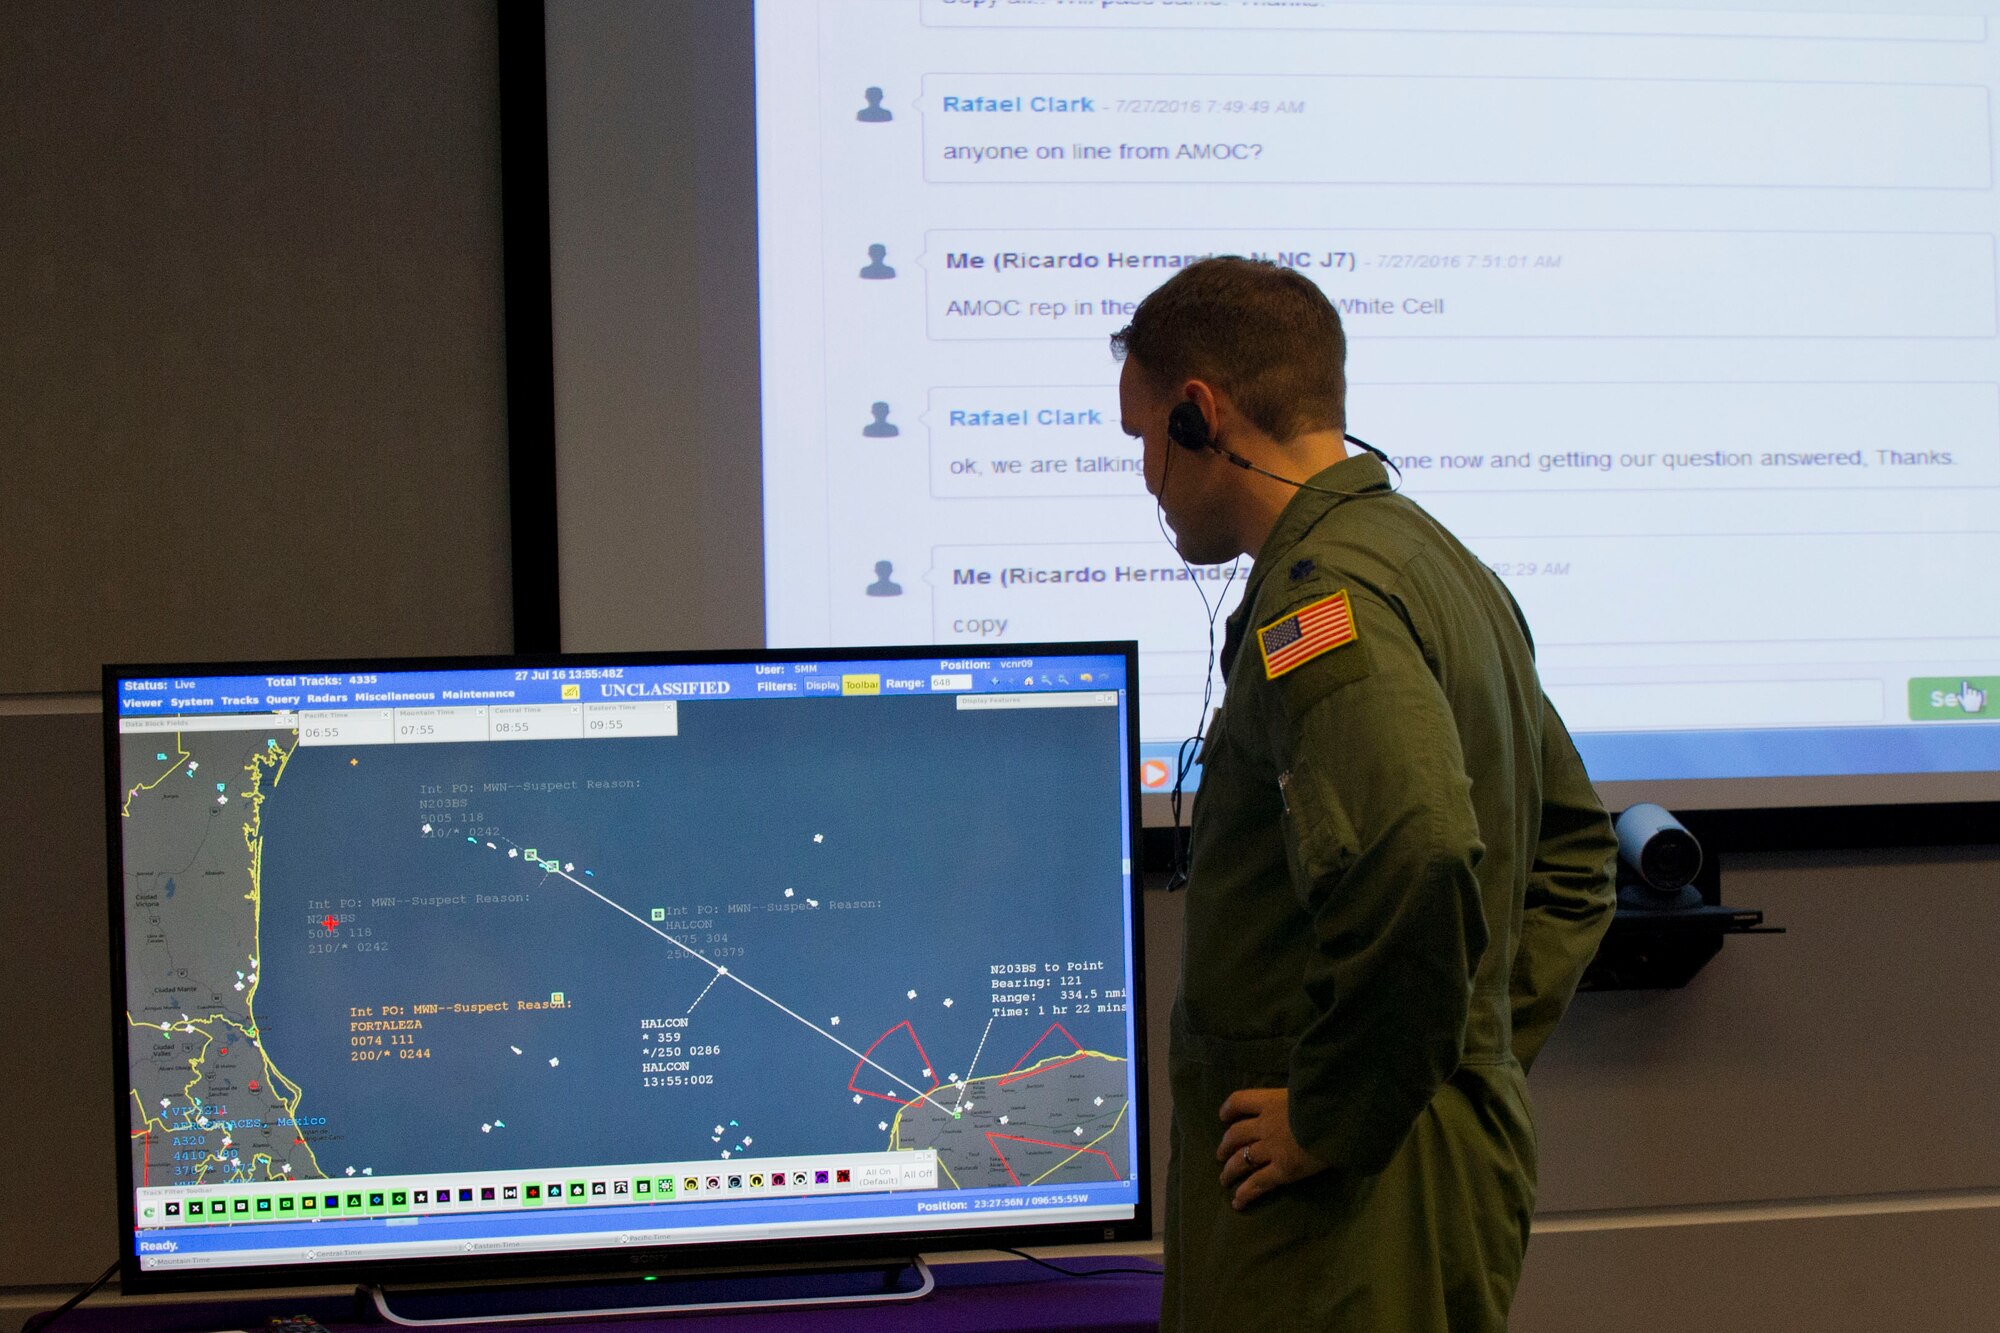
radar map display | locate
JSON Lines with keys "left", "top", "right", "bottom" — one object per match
{"left": 116, "top": 661, "right": 1138, "bottom": 1254}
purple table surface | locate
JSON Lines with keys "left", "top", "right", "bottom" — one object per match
{"left": 37, "top": 1258, "right": 1162, "bottom": 1333}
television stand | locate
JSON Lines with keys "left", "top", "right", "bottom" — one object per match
{"left": 366, "top": 1255, "right": 935, "bottom": 1325}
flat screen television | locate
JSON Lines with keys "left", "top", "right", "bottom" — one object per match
{"left": 105, "top": 643, "right": 1147, "bottom": 1307}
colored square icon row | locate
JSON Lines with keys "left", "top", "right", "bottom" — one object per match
{"left": 145, "top": 1155, "right": 885, "bottom": 1228}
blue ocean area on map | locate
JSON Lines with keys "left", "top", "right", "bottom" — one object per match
{"left": 251, "top": 697, "right": 1132, "bottom": 1182}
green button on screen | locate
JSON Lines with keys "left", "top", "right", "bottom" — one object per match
{"left": 1909, "top": 677, "right": 1998, "bottom": 721}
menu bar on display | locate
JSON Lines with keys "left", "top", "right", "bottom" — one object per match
{"left": 116, "top": 656, "right": 1129, "bottom": 720}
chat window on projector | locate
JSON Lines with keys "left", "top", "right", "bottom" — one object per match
{"left": 754, "top": 0, "right": 2000, "bottom": 782}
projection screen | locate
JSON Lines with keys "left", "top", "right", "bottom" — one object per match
{"left": 544, "top": 0, "right": 2000, "bottom": 820}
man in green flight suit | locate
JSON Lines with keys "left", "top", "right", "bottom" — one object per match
{"left": 1113, "top": 258, "right": 1617, "bottom": 1330}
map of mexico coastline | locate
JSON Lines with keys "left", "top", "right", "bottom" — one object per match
{"left": 126, "top": 695, "right": 1133, "bottom": 1197}
{"left": 122, "top": 727, "right": 323, "bottom": 1191}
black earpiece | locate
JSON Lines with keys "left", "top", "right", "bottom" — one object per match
{"left": 1164, "top": 398, "right": 1404, "bottom": 498}
{"left": 1167, "top": 400, "right": 1210, "bottom": 451}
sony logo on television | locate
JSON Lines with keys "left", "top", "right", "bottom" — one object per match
{"left": 598, "top": 681, "right": 732, "bottom": 698}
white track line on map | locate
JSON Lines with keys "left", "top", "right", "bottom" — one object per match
{"left": 539, "top": 861, "right": 955, "bottom": 1116}
{"left": 955, "top": 1015, "right": 997, "bottom": 1113}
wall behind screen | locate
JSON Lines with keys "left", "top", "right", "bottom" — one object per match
{"left": 0, "top": 0, "right": 511, "bottom": 1293}
{"left": 0, "top": 2, "right": 512, "bottom": 695}
{"left": 546, "top": 0, "right": 763, "bottom": 653}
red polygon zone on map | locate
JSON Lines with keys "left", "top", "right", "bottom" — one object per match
{"left": 997, "top": 1021, "right": 1085, "bottom": 1087}
{"left": 984, "top": 1132, "right": 1122, "bottom": 1186}
{"left": 848, "top": 1020, "right": 942, "bottom": 1102}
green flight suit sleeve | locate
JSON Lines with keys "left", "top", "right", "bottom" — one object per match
{"left": 1262, "top": 591, "right": 1490, "bottom": 1176}
{"left": 1507, "top": 695, "right": 1617, "bottom": 1072}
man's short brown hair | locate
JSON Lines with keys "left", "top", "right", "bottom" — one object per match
{"left": 1109, "top": 256, "right": 1346, "bottom": 441}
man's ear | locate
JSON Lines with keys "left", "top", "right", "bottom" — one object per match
{"left": 1180, "top": 379, "right": 1224, "bottom": 435}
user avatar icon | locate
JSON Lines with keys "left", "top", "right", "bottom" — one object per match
{"left": 859, "top": 243, "right": 896, "bottom": 279}
{"left": 866, "top": 560, "right": 903, "bottom": 597}
{"left": 862, "top": 402, "right": 900, "bottom": 437}
{"left": 856, "top": 87, "right": 892, "bottom": 123}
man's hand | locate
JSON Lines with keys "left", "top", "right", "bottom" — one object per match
{"left": 1215, "top": 1088, "right": 1329, "bottom": 1210}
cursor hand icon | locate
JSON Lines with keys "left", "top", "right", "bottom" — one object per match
{"left": 1960, "top": 681, "right": 1988, "bottom": 715}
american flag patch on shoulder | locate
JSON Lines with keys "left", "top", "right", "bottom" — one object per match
{"left": 1257, "top": 589, "right": 1358, "bottom": 680}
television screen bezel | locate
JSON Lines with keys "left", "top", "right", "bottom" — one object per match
{"left": 104, "top": 641, "right": 1151, "bottom": 1296}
